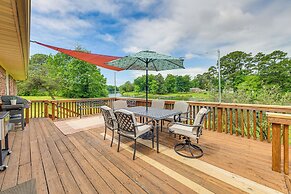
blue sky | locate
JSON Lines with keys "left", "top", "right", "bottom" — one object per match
{"left": 30, "top": 0, "right": 291, "bottom": 86}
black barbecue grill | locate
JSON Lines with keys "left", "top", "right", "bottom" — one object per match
{"left": 0, "top": 96, "right": 30, "bottom": 130}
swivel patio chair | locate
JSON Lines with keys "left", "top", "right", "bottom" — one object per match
{"left": 114, "top": 109, "right": 154, "bottom": 160}
{"left": 163, "top": 101, "right": 190, "bottom": 132}
{"left": 113, "top": 100, "right": 127, "bottom": 110}
{"left": 100, "top": 106, "right": 118, "bottom": 147}
{"left": 169, "top": 108, "right": 209, "bottom": 158}
{"left": 151, "top": 99, "right": 165, "bottom": 109}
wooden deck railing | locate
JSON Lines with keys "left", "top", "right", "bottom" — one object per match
{"left": 25, "top": 97, "right": 291, "bottom": 174}
{"left": 267, "top": 113, "right": 291, "bottom": 175}
{"left": 121, "top": 97, "right": 291, "bottom": 143}
{"left": 25, "top": 97, "right": 291, "bottom": 142}
{"left": 25, "top": 98, "right": 115, "bottom": 123}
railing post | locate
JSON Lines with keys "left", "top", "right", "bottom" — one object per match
{"left": 267, "top": 112, "right": 291, "bottom": 175}
{"left": 44, "top": 100, "right": 49, "bottom": 118}
{"left": 217, "top": 107, "right": 223, "bottom": 133}
{"left": 25, "top": 108, "right": 29, "bottom": 124}
{"left": 283, "top": 125, "right": 289, "bottom": 175}
{"left": 271, "top": 123, "right": 281, "bottom": 173}
{"left": 52, "top": 102, "right": 56, "bottom": 120}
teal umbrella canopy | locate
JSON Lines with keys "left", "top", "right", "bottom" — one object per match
{"left": 108, "top": 50, "right": 185, "bottom": 111}
{"left": 107, "top": 50, "right": 184, "bottom": 71}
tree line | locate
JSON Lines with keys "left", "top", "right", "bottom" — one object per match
{"left": 119, "top": 50, "right": 290, "bottom": 104}
{"left": 17, "top": 51, "right": 108, "bottom": 99}
{"left": 18, "top": 49, "right": 290, "bottom": 104}
{"left": 192, "top": 50, "right": 290, "bottom": 93}
{"left": 119, "top": 74, "right": 192, "bottom": 94}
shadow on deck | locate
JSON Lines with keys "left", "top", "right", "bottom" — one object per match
{"left": 0, "top": 118, "right": 288, "bottom": 193}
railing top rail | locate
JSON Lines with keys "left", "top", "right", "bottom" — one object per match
{"left": 27, "top": 97, "right": 113, "bottom": 103}
{"left": 28, "top": 97, "right": 291, "bottom": 113}
{"left": 115, "top": 97, "right": 291, "bottom": 113}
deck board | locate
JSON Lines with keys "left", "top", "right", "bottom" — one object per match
{"left": 0, "top": 118, "right": 288, "bottom": 193}
{"left": 82, "top": 130, "right": 194, "bottom": 194}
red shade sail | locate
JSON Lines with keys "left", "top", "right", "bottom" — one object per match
{"left": 31, "top": 41, "right": 123, "bottom": 71}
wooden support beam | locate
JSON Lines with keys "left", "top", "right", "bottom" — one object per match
{"left": 283, "top": 125, "right": 289, "bottom": 175}
{"left": 267, "top": 112, "right": 291, "bottom": 175}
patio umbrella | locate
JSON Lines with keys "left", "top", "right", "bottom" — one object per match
{"left": 108, "top": 50, "right": 184, "bottom": 110}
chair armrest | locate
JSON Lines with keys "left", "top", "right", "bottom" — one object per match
{"left": 172, "top": 122, "right": 202, "bottom": 128}
{"left": 134, "top": 119, "right": 154, "bottom": 127}
{"left": 178, "top": 110, "right": 211, "bottom": 120}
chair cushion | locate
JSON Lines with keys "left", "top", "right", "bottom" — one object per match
{"left": 173, "top": 101, "right": 189, "bottom": 112}
{"left": 119, "top": 123, "right": 152, "bottom": 139}
{"left": 136, "top": 124, "right": 152, "bottom": 137}
{"left": 193, "top": 108, "right": 208, "bottom": 126}
{"left": 113, "top": 100, "right": 128, "bottom": 109}
{"left": 169, "top": 123, "right": 197, "bottom": 139}
{"left": 151, "top": 100, "right": 165, "bottom": 109}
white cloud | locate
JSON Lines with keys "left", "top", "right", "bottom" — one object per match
{"left": 123, "top": 46, "right": 144, "bottom": 53}
{"left": 32, "top": 0, "right": 120, "bottom": 16}
{"left": 32, "top": 15, "right": 92, "bottom": 37}
{"left": 121, "top": 0, "right": 291, "bottom": 56}
{"left": 185, "top": 53, "right": 194, "bottom": 59}
{"left": 100, "top": 34, "right": 116, "bottom": 43}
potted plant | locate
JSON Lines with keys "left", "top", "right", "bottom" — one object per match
{"left": 10, "top": 97, "right": 17, "bottom": 105}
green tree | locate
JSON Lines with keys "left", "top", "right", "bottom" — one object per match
{"left": 149, "top": 79, "right": 159, "bottom": 94}
{"left": 107, "top": 85, "right": 118, "bottom": 93}
{"left": 237, "top": 75, "right": 261, "bottom": 92}
{"left": 47, "top": 51, "right": 108, "bottom": 98}
{"left": 133, "top": 76, "right": 146, "bottom": 92}
{"left": 176, "top": 75, "right": 191, "bottom": 92}
{"left": 119, "top": 81, "right": 134, "bottom": 94}
{"left": 155, "top": 73, "right": 166, "bottom": 94}
{"left": 257, "top": 51, "right": 291, "bottom": 92}
{"left": 165, "top": 74, "right": 176, "bottom": 93}
{"left": 191, "top": 73, "right": 211, "bottom": 90}
{"left": 220, "top": 51, "right": 253, "bottom": 91}
{"left": 17, "top": 54, "right": 60, "bottom": 98}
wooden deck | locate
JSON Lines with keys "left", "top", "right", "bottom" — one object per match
{"left": 0, "top": 118, "right": 289, "bottom": 193}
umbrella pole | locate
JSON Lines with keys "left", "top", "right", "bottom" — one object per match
{"left": 146, "top": 62, "right": 149, "bottom": 111}
{"left": 114, "top": 71, "right": 117, "bottom": 98}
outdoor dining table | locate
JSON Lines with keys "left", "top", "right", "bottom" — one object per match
{"left": 125, "top": 106, "right": 182, "bottom": 153}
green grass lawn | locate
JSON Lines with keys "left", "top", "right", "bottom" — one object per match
{"left": 122, "top": 92, "right": 214, "bottom": 101}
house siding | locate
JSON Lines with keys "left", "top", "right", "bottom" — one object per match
{"left": 0, "top": 65, "right": 17, "bottom": 96}
{"left": 0, "top": 66, "right": 5, "bottom": 95}
{"left": 9, "top": 75, "right": 17, "bottom": 95}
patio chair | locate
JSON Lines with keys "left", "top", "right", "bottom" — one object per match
{"left": 165, "top": 101, "right": 189, "bottom": 122}
{"left": 163, "top": 101, "right": 189, "bottom": 132}
{"left": 114, "top": 109, "right": 154, "bottom": 160}
{"left": 126, "top": 99, "right": 136, "bottom": 107}
{"left": 168, "top": 108, "right": 209, "bottom": 158}
{"left": 100, "top": 106, "right": 118, "bottom": 147}
{"left": 113, "top": 100, "right": 127, "bottom": 109}
{"left": 151, "top": 99, "right": 165, "bottom": 109}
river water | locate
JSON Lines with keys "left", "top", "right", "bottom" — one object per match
{"left": 108, "top": 93, "right": 122, "bottom": 97}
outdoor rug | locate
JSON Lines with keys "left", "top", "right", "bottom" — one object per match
{"left": 0, "top": 179, "right": 36, "bottom": 194}
{"left": 54, "top": 116, "right": 104, "bottom": 135}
